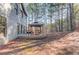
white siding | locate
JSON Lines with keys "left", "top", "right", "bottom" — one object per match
{"left": 7, "top": 7, "right": 18, "bottom": 40}
{"left": 7, "top": 4, "right": 27, "bottom": 40}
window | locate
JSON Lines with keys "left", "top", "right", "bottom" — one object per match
{"left": 0, "top": 16, "right": 6, "bottom": 37}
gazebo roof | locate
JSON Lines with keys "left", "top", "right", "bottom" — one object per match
{"left": 29, "top": 22, "right": 43, "bottom": 27}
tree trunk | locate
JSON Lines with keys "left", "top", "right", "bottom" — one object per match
{"left": 21, "top": 3, "right": 27, "bottom": 17}
{"left": 69, "top": 3, "right": 75, "bottom": 31}
{"left": 66, "top": 4, "right": 69, "bottom": 31}
{"left": 58, "top": 5, "right": 61, "bottom": 32}
{"left": 60, "top": 5, "right": 63, "bottom": 32}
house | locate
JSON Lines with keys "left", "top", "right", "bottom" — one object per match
{"left": 0, "top": 3, "right": 28, "bottom": 44}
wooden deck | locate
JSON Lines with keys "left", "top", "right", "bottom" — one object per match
{"left": 17, "top": 34, "right": 47, "bottom": 40}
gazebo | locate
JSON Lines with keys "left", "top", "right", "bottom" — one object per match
{"left": 28, "top": 22, "right": 43, "bottom": 35}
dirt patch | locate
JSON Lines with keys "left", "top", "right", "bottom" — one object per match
{"left": 0, "top": 31, "right": 79, "bottom": 55}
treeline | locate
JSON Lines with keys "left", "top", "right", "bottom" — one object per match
{"left": 15, "top": 3, "right": 76, "bottom": 32}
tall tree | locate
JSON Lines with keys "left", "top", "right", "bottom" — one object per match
{"left": 47, "top": 3, "right": 56, "bottom": 32}
{"left": 69, "top": 3, "right": 75, "bottom": 31}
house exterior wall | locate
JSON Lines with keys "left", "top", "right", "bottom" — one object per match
{"left": 7, "top": 7, "right": 18, "bottom": 40}
{"left": 7, "top": 4, "right": 27, "bottom": 40}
